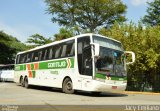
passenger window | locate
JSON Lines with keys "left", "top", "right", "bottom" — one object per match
{"left": 66, "top": 42, "right": 74, "bottom": 56}
{"left": 48, "top": 47, "right": 53, "bottom": 59}
{"left": 69, "top": 42, "right": 75, "bottom": 56}
{"left": 38, "top": 48, "right": 49, "bottom": 61}
{"left": 16, "top": 55, "right": 20, "bottom": 64}
{"left": 19, "top": 54, "right": 27, "bottom": 64}
{"left": 43, "top": 48, "right": 48, "bottom": 60}
{"left": 55, "top": 45, "right": 62, "bottom": 58}
{"left": 38, "top": 50, "right": 43, "bottom": 61}
{"left": 61, "top": 40, "right": 75, "bottom": 57}
{"left": 19, "top": 55, "right": 22, "bottom": 64}
{"left": 51, "top": 46, "right": 56, "bottom": 59}
{"left": 61, "top": 44, "right": 67, "bottom": 57}
{"left": 33, "top": 51, "right": 39, "bottom": 62}
{"left": 26, "top": 53, "right": 32, "bottom": 63}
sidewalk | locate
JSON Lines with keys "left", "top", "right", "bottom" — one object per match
{"left": 124, "top": 91, "right": 160, "bottom": 95}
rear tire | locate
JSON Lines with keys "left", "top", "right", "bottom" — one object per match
{"left": 24, "top": 77, "right": 30, "bottom": 88}
{"left": 62, "top": 78, "right": 74, "bottom": 94}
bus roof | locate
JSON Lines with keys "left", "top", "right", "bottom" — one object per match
{"left": 17, "top": 33, "right": 121, "bottom": 55}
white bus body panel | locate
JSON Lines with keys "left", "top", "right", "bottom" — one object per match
{"left": 14, "top": 33, "right": 127, "bottom": 93}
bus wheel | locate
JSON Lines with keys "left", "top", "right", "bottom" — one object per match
{"left": 62, "top": 78, "right": 74, "bottom": 94}
{"left": 24, "top": 77, "right": 30, "bottom": 88}
{"left": 20, "top": 77, "right": 24, "bottom": 86}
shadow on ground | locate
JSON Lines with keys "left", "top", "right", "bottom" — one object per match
{"left": 19, "top": 84, "right": 128, "bottom": 97}
{"left": 74, "top": 91, "right": 127, "bottom": 97}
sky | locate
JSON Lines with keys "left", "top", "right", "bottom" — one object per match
{"left": 0, "top": 0, "right": 154, "bottom": 43}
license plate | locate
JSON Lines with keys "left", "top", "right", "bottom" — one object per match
{"left": 112, "top": 86, "right": 117, "bottom": 89}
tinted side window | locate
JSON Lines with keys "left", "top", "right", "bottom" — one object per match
{"left": 61, "top": 40, "right": 75, "bottom": 57}
{"left": 70, "top": 42, "right": 75, "bottom": 56}
{"left": 26, "top": 53, "right": 32, "bottom": 63}
{"left": 48, "top": 47, "right": 53, "bottom": 59}
{"left": 38, "top": 48, "right": 49, "bottom": 61}
{"left": 16, "top": 55, "right": 20, "bottom": 64}
{"left": 43, "top": 48, "right": 49, "bottom": 60}
{"left": 55, "top": 45, "right": 62, "bottom": 58}
{"left": 19, "top": 54, "right": 27, "bottom": 64}
{"left": 66, "top": 42, "right": 75, "bottom": 57}
{"left": 61, "top": 44, "right": 67, "bottom": 57}
{"left": 38, "top": 50, "right": 43, "bottom": 61}
{"left": 33, "top": 51, "right": 39, "bottom": 62}
{"left": 49, "top": 46, "right": 56, "bottom": 59}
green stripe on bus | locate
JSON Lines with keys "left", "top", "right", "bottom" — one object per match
{"left": 96, "top": 73, "right": 106, "bottom": 79}
{"left": 20, "top": 65, "right": 24, "bottom": 70}
{"left": 15, "top": 64, "right": 26, "bottom": 71}
{"left": 95, "top": 73, "right": 127, "bottom": 81}
{"left": 23, "top": 64, "right": 26, "bottom": 70}
{"left": 70, "top": 58, "right": 74, "bottom": 68}
{"left": 32, "top": 71, "right": 36, "bottom": 78}
{"left": 39, "top": 59, "right": 67, "bottom": 69}
{"left": 31, "top": 64, "right": 34, "bottom": 70}
{"left": 111, "top": 76, "right": 127, "bottom": 81}
{"left": 15, "top": 58, "right": 75, "bottom": 71}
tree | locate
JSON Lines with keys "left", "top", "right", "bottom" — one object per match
{"left": 99, "top": 22, "right": 160, "bottom": 92}
{"left": 0, "top": 31, "right": 27, "bottom": 64}
{"left": 27, "top": 34, "right": 52, "bottom": 46}
{"left": 142, "top": 0, "right": 160, "bottom": 26}
{"left": 54, "top": 28, "right": 74, "bottom": 41}
{"left": 45, "top": 0, "right": 127, "bottom": 32}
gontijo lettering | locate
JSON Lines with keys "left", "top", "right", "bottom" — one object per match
{"left": 48, "top": 61, "right": 66, "bottom": 68}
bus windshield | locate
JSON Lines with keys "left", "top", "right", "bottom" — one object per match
{"left": 93, "top": 36, "right": 126, "bottom": 78}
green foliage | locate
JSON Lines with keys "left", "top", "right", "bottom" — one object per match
{"left": 0, "top": 31, "right": 27, "bottom": 64}
{"left": 99, "top": 23, "right": 160, "bottom": 92}
{"left": 26, "top": 28, "right": 75, "bottom": 47}
{"left": 45, "top": 0, "right": 126, "bottom": 32}
{"left": 142, "top": 0, "right": 160, "bottom": 26}
{"left": 54, "top": 28, "right": 74, "bottom": 41}
{"left": 27, "top": 34, "right": 52, "bottom": 47}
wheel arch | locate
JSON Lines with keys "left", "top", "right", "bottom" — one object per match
{"left": 19, "top": 75, "right": 23, "bottom": 83}
{"left": 61, "top": 76, "right": 74, "bottom": 92}
{"left": 62, "top": 76, "right": 72, "bottom": 87}
{"left": 24, "top": 75, "right": 29, "bottom": 83}
{"left": 24, "top": 75, "right": 28, "bottom": 79}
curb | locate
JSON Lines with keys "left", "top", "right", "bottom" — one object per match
{"left": 123, "top": 91, "right": 160, "bottom": 95}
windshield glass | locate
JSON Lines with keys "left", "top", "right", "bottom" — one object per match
{"left": 93, "top": 35, "right": 123, "bottom": 51}
{"left": 93, "top": 36, "right": 126, "bottom": 78}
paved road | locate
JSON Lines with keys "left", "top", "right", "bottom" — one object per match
{"left": 0, "top": 82, "right": 160, "bottom": 111}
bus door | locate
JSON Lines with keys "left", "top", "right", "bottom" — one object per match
{"left": 77, "top": 36, "right": 93, "bottom": 90}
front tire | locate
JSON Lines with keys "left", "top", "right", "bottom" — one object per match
{"left": 62, "top": 78, "right": 74, "bottom": 94}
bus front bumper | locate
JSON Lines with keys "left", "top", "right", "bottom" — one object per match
{"left": 92, "top": 80, "right": 127, "bottom": 93}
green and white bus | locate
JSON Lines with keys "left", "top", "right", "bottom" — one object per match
{"left": 14, "top": 33, "right": 135, "bottom": 94}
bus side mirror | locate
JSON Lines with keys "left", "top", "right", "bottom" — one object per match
{"left": 90, "top": 43, "right": 100, "bottom": 57}
{"left": 125, "top": 51, "right": 135, "bottom": 65}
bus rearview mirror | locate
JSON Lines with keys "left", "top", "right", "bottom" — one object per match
{"left": 124, "top": 51, "right": 135, "bottom": 65}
